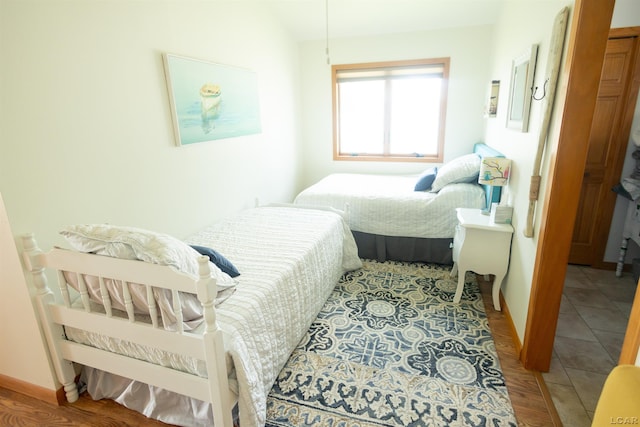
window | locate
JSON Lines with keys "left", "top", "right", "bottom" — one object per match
{"left": 332, "top": 58, "right": 449, "bottom": 162}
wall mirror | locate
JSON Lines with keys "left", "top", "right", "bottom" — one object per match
{"left": 506, "top": 44, "right": 538, "bottom": 132}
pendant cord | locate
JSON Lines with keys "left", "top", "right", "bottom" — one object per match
{"left": 325, "top": 0, "right": 330, "bottom": 64}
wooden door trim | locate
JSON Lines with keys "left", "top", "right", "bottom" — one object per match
{"left": 610, "top": 26, "right": 640, "bottom": 39}
{"left": 521, "top": 0, "right": 615, "bottom": 371}
{"left": 620, "top": 282, "right": 640, "bottom": 364}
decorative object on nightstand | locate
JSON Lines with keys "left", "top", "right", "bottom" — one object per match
{"left": 450, "top": 208, "right": 514, "bottom": 311}
{"left": 478, "top": 157, "right": 512, "bottom": 215}
{"left": 491, "top": 205, "right": 514, "bottom": 224}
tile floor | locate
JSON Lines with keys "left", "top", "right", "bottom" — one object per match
{"left": 542, "top": 265, "right": 638, "bottom": 426}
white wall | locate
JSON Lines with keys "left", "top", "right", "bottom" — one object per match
{"left": 0, "top": 194, "right": 57, "bottom": 389}
{"left": 297, "top": 25, "right": 494, "bottom": 188}
{"left": 482, "top": 0, "right": 574, "bottom": 339}
{"left": 0, "top": 0, "right": 300, "bottom": 390}
{"left": 296, "top": 3, "right": 568, "bottom": 341}
{"left": 483, "top": 0, "right": 640, "bottom": 339}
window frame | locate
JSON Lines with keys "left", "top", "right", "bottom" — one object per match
{"left": 332, "top": 58, "right": 449, "bottom": 163}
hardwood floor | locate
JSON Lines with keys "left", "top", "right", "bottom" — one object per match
{"left": 0, "top": 386, "right": 168, "bottom": 426}
{"left": 478, "top": 275, "right": 561, "bottom": 427}
{"left": 0, "top": 275, "right": 560, "bottom": 426}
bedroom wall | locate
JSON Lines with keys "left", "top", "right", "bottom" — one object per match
{"left": 296, "top": 25, "right": 494, "bottom": 188}
{"left": 296, "top": 4, "right": 567, "bottom": 341}
{"left": 483, "top": 0, "right": 572, "bottom": 339}
{"left": 484, "top": 0, "right": 640, "bottom": 341}
{"left": 0, "top": 194, "right": 57, "bottom": 391}
{"left": 0, "top": 0, "right": 300, "bottom": 390}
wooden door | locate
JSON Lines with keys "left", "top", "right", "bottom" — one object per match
{"left": 569, "top": 33, "right": 640, "bottom": 266}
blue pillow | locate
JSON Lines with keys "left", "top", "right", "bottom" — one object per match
{"left": 190, "top": 245, "right": 240, "bottom": 278}
{"left": 414, "top": 167, "right": 438, "bottom": 191}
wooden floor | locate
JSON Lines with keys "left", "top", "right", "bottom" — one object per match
{"left": 0, "top": 275, "right": 560, "bottom": 426}
{"left": 478, "top": 275, "right": 561, "bottom": 427}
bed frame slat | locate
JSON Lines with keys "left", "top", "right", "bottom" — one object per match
{"left": 56, "top": 270, "right": 72, "bottom": 308}
{"left": 98, "top": 276, "right": 113, "bottom": 318}
{"left": 49, "top": 305, "right": 207, "bottom": 359}
{"left": 146, "top": 285, "right": 159, "bottom": 328}
{"left": 173, "top": 289, "right": 184, "bottom": 334}
{"left": 35, "top": 247, "right": 199, "bottom": 292}
{"left": 59, "top": 341, "right": 215, "bottom": 402}
{"left": 121, "top": 281, "right": 135, "bottom": 322}
{"left": 76, "top": 272, "right": 91, "bottom": 312}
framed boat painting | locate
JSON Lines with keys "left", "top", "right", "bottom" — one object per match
{"left": 163, "top": 53, "right": 262, "bottom": 146}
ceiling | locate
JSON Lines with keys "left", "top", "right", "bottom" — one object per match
{"left": 266, "top": 0, "right": 506, "bottom": 41}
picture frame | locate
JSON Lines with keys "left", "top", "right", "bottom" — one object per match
{"left": 486, "top": 80, "right": 500, "bottom": 118}
{"left": 163, "top": 53, "right": 261, "bottom": 146}
{"left": 506, "top": 44, "right": 538, "bottom": 132}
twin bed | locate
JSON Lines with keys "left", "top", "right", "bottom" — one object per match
{"left": 23, "top": 206, "right": 361, "bottom": 426}
{"left": 22, "top": 143, "right": 503, "bottom": 426}
{"left": 294, "top": 142, "right": 504, "bottom": 264}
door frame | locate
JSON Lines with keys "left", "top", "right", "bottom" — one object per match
{"left": 521, "top": 0, "right": 616, "bottom": 371}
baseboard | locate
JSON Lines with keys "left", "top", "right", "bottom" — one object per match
{"left": 533, "top": 370, "right": 564, "bottom": 427}
{"left": 499, "top": 293, "right": 523, "bottom": 356}
{"left": 595, "top": 260, "right": 629, "bottom": 272}
{"left": 0, "top": 373, "right": 62, "bottom": 405}
{"left": 499, "top": 293, "right": 563, "bottom": 426}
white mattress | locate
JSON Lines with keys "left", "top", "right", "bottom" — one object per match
{"left": 66, "top": 206, "right": 362, "bottom": 427}
{"left": 294, "top": 173, "right": 486, "bottom": 238}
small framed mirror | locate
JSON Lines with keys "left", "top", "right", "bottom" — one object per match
{"left": 506, "top": 44, "right": 538, "bottom": 132}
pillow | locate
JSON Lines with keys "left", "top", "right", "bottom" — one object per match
{"left": 190, "top": 245, "right": 240, "bottom": 278}
{"left": 430, "top": 153, "right": 481, "bottom": 193}
{"left": 60, "top": 224, "right": 236, "bottom": 287}
{"left": 414, "top": 167, "right": 438, "bottom": 191}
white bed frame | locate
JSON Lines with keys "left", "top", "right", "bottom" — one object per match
{"left": 21, "top": 233, "right": 236, "bottom": 427}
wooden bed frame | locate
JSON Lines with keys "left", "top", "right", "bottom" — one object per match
{"left": 21, "top": 233, "right": 236, "bottom": 427}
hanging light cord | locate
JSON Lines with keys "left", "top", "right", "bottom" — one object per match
{"left": 325, "top": 0, "right": 330, "bottom": 64}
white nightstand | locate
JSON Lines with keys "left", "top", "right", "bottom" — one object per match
{"left": 450, "top": 208, "right": 514, "bottom": 311}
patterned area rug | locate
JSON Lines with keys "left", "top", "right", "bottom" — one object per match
{"left": 265, "top": 260, "right": 517, "bottom": 427}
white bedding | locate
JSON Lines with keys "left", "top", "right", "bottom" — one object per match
{"left": 294, "top": 173, "right": 486, "bottom": 238}
{"left": 66, "top": 206, "right": 361, "bottom": 426}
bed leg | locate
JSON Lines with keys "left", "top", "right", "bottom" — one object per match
{"left": 62, "top": 381, "right": 79, "bottom": 403}
{"left": 21, "top": 233, "right": 79, "bottom": 403}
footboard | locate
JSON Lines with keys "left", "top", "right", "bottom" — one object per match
{"left": 21, "top": 233, "right": 236, "bottom": 427}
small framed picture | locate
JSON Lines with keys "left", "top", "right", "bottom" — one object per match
{"left": 486, "top": 80, "right": 500, "bottom": 118}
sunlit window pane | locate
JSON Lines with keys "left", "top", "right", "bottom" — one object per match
{"left": 338, "top": 80, "right": 385, "bottom": 154}
{"left": 389, "top": 78, "right": 441, "bottom": 155}
{"left": 333, "top": 59, "right": 448, "bottom": 161}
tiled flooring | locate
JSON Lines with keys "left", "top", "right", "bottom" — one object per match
{"left": 542, "top": 265, "right": 637, "bottom": 426}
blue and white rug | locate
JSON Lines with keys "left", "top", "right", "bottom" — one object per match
{"left": 265, "top": 260, "right": 517, "bottom": 427}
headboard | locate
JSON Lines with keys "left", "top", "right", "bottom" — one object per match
{"left": 473, "top": 142, "right": 505, "bottom": 208}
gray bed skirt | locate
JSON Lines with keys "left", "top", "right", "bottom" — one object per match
{"left": 351, "top": 231, "right": 453, "bottom": 265}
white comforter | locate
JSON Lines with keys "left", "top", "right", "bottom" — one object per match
{"left": 294, "top": 173, "right": 486, "bottom": 238}
{"left": 68, "top": 206, "right": 361, "bottom": 426}
{"left": 187, "top": 206, "right": 361, "bottom": 426}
